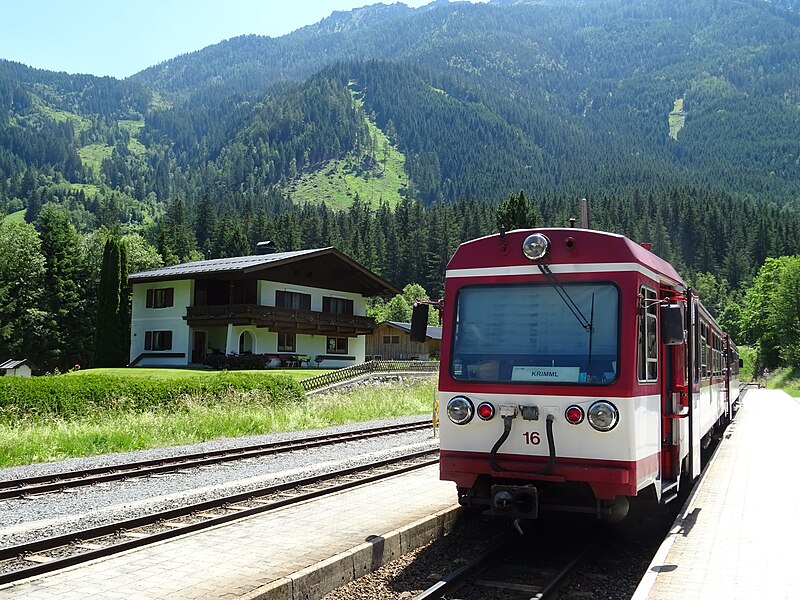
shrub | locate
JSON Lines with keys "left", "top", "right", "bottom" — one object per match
{"left": 0, "top": 372, "right": 304, "bottom": 422}
{"left": 203, "top": 353, "right": 276, "bottom": 370}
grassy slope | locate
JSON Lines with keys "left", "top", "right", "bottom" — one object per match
{"left": 4, "top": 209, "right": 26, "bottom": 223}
{"left": 78, "top": 120, "right": 146, "bottom": 180}
{"left": 289, "top": 96, "right": 409, "bottom": 210}
{"left": 768, "top": 367, "right": 800, "bottom": 397}
{"left": 78, "top": 143, "right": 112, "bottom": 179}
{"left": 669, "top": 98, "right": 686, "bottom": 140}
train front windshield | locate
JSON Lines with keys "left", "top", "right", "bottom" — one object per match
{"left": 451, "top": 283, "right": 619, "bottom": 384}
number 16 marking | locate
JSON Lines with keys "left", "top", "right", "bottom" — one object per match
{"left": 523, "top": 432, "right": 541, "bottom": 445}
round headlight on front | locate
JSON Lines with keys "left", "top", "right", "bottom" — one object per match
{"left": 447, "top": 396, "right": 474, "bottom": 425}
{"left": 522, "top": 233, "right": 550, "bottom": 261}
{"left": 587, "top": 401, "right": 619, "bottom": 432}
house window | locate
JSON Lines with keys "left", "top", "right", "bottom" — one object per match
{"left": 146, "top": 288, "right": 174, "bottom": 309}
{"left": 278, "top": 332, "right": 296, "bottom": 352}
{"left": 382, "top": 335, "right": 400, "bottom": 344}
{"left": 276, "top": 290, "right": 311, "bottom": 310}
{"left": 637, "top": 288, "right": 658, "bottom": 382}
{"left": 323, "top": 296, "right": 354, "bottom": 315}
{"left": 327, "top": 336, "right": 348, "bottom": 354}
{"left": 144, "top": 330, "right": 173, "bottom": 351}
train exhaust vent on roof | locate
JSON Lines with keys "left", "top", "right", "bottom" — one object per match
{"left": 255, "top": 241, "right": 277, "bottom": 255}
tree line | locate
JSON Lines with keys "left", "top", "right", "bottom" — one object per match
{"left": 3, "top": 186, "right": 800, "bottom": 373}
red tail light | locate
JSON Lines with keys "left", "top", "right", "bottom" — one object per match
{"left": 565, "top": 405, "right": 584, "bottom": 425}
{"left": 477, "top": 402, "right": 495, "bottom": 420}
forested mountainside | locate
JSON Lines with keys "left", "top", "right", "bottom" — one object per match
{"left": 4, "top": 0, "right": 800, "bottom": 215}
{"left": 2, "top": 0, "right": 800, "bottom": 371}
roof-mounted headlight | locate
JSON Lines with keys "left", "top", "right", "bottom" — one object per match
{"left": 522, "top": 233, "right": 550, "bottom": 261}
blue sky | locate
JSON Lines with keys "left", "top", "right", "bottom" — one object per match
{"left": 0, "top": 0, "right": 446, "bottom": 79}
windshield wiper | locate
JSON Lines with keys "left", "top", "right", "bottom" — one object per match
{"left": 537, "top": 264, "right": 595, "bottom": 366}
{"left": 537, "top": 264, "right": 593, "bottom": 332}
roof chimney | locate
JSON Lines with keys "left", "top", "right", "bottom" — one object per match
{"left": 255, "top": 241, "right": 277, "bottom": 255}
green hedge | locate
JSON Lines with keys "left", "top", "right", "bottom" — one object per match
{"left": 0, "top": 372, "right": 305, "bottom": 421}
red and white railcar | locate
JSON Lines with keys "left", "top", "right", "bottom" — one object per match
{"left": 413, "top": 228, "right": 740, "bottom": 521}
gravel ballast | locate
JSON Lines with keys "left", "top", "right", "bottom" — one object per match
{"left": 0, "top": 415, "right": 437, "bottom": 547}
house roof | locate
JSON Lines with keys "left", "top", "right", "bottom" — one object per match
{"left": 0, "top": 359, "right": 33, "bottom": 370}
{"left": 385, "top": 321, "right": 443, "bottom": 341}
{"left": 129, "top": 247, "right": 400, "bottom": 297}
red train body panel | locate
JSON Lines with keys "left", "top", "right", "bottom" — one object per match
{"left": 417, "top": 228, "right": 740, "bottom": 521}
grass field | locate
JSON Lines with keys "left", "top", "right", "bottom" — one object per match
{"left": 0, "top": 369, "right": 434, "bottom": 467}
{"left": 767, "top": 367, "right": 800, "bottom": 397}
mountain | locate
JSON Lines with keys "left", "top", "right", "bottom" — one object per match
{"left": 2, "top": 0, "right": 800, "bottom": 225}
{"left": 6, "top": 0, "right": 800, "bottom": 372}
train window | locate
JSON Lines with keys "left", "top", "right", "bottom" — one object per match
{"left": 700, "top": 323, "right": 709, "bottom": 379}
{"left": 637, "top": 288, "right": 658, "bottom": 382}
{"left": 451, "top": 282, "right": 619, "bottom": 384}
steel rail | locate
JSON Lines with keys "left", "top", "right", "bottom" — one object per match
{"left": 413, "top": 531, "right": 592, "bottom": 600}
{"left": 0, "top": 419, "right": 431, "bottom": 499}
{"left": 0, "top": 449, "right": 439, "bottom": 585}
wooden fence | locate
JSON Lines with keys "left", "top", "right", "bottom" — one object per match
{"left": 300, "top": 360, "right": 439, "bottom": 393}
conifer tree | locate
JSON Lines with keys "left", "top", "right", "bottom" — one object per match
{"left": 93, "top": 238, "right": 123, "bottom": 367}
{"left": 496, "top": 190, "right": 536, "bottom": 230}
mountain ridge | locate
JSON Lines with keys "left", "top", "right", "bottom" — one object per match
{"left": 1, "top": 0, "right": 800, "bottom": 226}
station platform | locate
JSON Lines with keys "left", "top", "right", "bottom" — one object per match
{"left": 0, "top": 464, "right": 460, "bottom": 600}
{"left": 633, "top": 388, "right": 800, "bottom": 599}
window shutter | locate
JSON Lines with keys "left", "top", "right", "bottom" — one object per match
{"left": 322, "top": 297, "right": 331, "bottom": 312}
{"left": 276, "top": 291, "right": 285, "bottom": 308}
{"left": 302, "top": 294, "right": 311, "bottom": 310}
{"left": 146, "top": 289, "right": 154, "bottom": 308}
{"left": 166, "top": 288, "right": 174, "bottom": 307}
{"left": 144, "top": 331, "right": 153, "bottom": 350}
{"left": 345, "top": 299, "right": 354, "bottom": 315}
{"left": 164, "top": 331, "right": 173, "bottom": 350}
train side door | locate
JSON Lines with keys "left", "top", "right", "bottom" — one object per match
{"left": 687, "top": 295, "right": 703, "bottom": 479}
{"left": 659, "top": 294, "right": 686, "bottom": 487}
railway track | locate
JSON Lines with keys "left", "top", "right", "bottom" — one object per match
{"left": 414, "top": 524, "right": 593, "bottom": 600}
{"left": 0, "top": 419, "right": 431, "bottom": 499}
{"left": 0, "top": 448, "right": 439, "bottom": 585}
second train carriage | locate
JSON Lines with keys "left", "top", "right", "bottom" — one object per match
{"left": 412, "top": 227, "right": 741, "bottom": 521}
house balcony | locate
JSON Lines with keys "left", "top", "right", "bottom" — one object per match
{"left": 184, "top": 304, "right": 377, "bottom": 336}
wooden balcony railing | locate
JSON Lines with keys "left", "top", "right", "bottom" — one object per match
{"left": 184, "top": 304, "right": 376, "bottom": 335}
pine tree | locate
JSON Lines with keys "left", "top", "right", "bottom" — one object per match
{"left": 496, "top": 190, "right": 536, "bottom": 230}
{"left": 93, "top": 238, "right": 123, "bottom": 367}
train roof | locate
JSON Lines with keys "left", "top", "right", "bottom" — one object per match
{"left": 447, "top": 228, "right": 685, "bottom": 287}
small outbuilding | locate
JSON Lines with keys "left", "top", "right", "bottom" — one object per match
{"left": 365, "top": 321, "right": 442, "bottom": 361}
{"left": 0, "top": 359, "right": 35, "bottom": 377}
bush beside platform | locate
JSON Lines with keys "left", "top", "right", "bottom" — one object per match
{"left": 0, "top": 371, "right": 305, "bottom": 421}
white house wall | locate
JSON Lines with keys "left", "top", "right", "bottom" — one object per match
{"left": 226, "top": 326, "right": 365, "bottom": 369}
{"left": 129, "top": 280, "right": 193, "bottom": 366}
{"left": 130, "top": 278, "right": 369, "bottom": 368}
